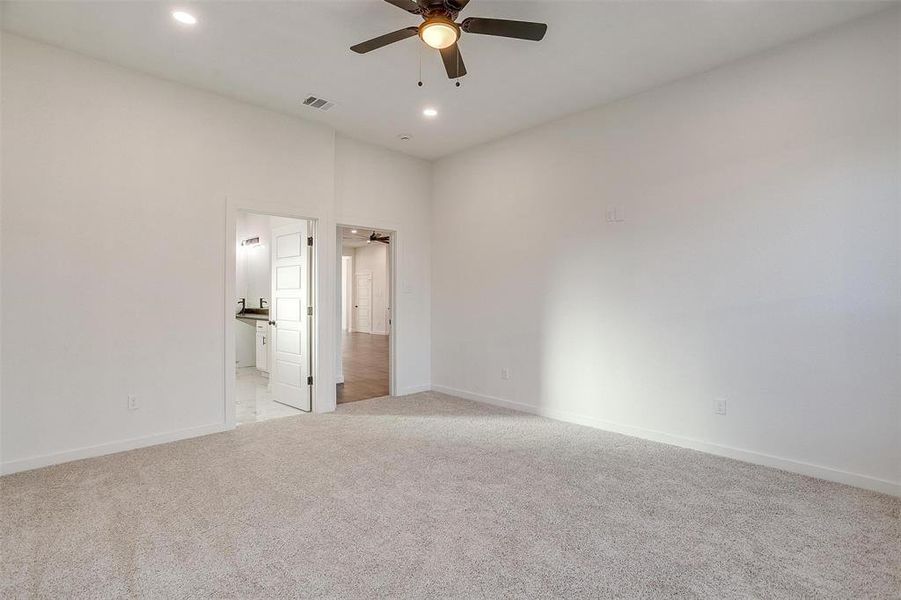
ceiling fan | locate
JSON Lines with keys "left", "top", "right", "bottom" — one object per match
{"left": 350, "top": 0, "right": 547, "bottom": 79}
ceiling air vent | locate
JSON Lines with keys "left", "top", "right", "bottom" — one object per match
{"left": 302, "top": 95, "right": 336, "bottom": 112}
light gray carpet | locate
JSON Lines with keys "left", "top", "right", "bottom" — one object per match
{"left": 2, "top": 392, "right": 898, "bottom": 599}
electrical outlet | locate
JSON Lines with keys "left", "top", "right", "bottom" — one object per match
{"left": 714, "top": 397, "right": 727, "bottom": 416}
{"left": 128, "top": 394, "right": 139, "bottom": 411}
{"left": 501, "top": 368, "right": 510, "bottom": 381}
{"left": 606, "top": 206, "right": 625, "bottom": 223}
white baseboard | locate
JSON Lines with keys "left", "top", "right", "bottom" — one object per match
{"left": 431, "top": 385, "right": 900, "bottom": 497}
{"left": 1, "top": 422, "right": 233, "bottom": 476}
{"left": 400, "top": 384, "right": 432, "bottom": 395}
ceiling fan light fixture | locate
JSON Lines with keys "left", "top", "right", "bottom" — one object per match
{"left": 419, "top": 18, "right": 459, "bottom": 50}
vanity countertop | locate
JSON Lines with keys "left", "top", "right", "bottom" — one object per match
{"left": 236, "top": 308, "right": 269, "bottom": 323}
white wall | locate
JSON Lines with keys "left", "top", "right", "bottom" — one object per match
{"left": 0, "top": 35, "right": 431, "bottom": 472}
{"left": 353, "top": 242, "right": 390, "bottom": 335}
{"left": 431, "top": 11, "right": 900, "bottom": 494}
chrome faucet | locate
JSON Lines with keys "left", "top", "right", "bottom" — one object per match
{"left": 260, "top": 298, "right": 269, "bottom": 309}
{"left": 237, "top": 298, "right": 246, "bottom": 313}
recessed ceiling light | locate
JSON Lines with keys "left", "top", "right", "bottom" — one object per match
{"left": 351, "top": 229, "right": 358, "bottom": 234}
{"left": 172, "top": 10, "right": 197, "bottom": 26}
{"left": 423, "top": 108, "right": 438, "bottom": 118}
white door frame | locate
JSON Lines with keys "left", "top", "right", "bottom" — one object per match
{"left": 226, "top": 202, "right": 322, "bottom": 428}
{"left": 341, "top": 256, "right": 352, "bottom": 332}
{"left": 336, "top": 223, "right": 396, "bottom": 397}
{"left": 337, "top": 255, "right": 352, "bottom": 386}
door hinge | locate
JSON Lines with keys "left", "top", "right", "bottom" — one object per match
{"left": 307, "top": 236, "right": 313, "bottom": 246}
{"left": 307, "top": 306, "right": 313, "bottom": 316}
{"left": 307, "top": 376, "right": 313, "bottom": 385}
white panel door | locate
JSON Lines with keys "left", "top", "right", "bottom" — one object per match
{"left": 354, "top": 273, "right": 372, "bottom": 333}
{"left": 270, "top": 221, "right": 311, "bottom": 411}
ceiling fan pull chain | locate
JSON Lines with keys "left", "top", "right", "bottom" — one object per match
{"left": 417, "top": 43, "right": 423, "bottom": 87}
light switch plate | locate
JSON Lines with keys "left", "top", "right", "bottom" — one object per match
{"left": 714, "top": 397, "right": 727, "bottom": 415}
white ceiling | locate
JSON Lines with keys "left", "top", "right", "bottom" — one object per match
{"left": 1, "top": 0, "right": 890, "bottom": 159}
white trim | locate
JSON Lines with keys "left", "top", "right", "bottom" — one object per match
{"left": 1, "top": 422, "right": 232, "bottom": 476}
{"left": 341, "top": 255, "right": 353, "bottom": 333}
{"left": 431, "top": 385, "right": 901, "bottom": 497}
{"left": 400, "top": 384, "right": 432, "bottom": 395}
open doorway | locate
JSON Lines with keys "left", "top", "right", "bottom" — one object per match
{"left": 235, "top": 211, "right": 313, "bottom": 424}
{"left": 337, "top": 226, "right": 391, "bottom": 404}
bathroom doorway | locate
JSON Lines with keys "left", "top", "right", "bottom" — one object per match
{"left": 234, "top": 211, "right": 314, "bottom": 423}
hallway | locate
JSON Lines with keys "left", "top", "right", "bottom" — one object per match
{"left": 337, "top": 332, "right": 388, "bottom": 404}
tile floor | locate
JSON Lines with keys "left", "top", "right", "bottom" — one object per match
{"left": 337, "top": 331, "right": 389, "bottom": 404}
{"left": 235, "top": 367, "right": 302, "bottom": 425}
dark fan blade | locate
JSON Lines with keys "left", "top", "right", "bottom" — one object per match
{"left": 351, "top": 27, "right": 418, "bottom": 54}
{"left": 445, "top": 0, "right": 470, "bottom": 11}
{"left": 439, "top": 43, "right": 466, "bottom": 79}
{"left": 384, "top": 0, "right": 420, "bottom": 14}
{"left": 461, "top": 17, "right": 547, "bottom": 41}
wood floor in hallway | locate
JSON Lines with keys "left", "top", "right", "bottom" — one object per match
{"left": 337, "top": 331, "right": 388, "bottom": 404}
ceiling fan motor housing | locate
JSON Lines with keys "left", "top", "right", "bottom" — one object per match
{"left": 418, "top": 0, "right": 464, "bottom": 20}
